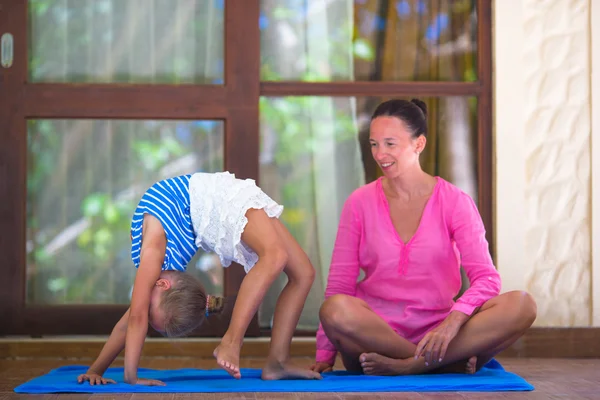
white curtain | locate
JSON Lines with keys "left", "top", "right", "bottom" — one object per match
{"left": 27, "top": 0, "right": 224, "bottom": 305}
{"left": 258, "top": 0, "right": 365, "bottom": 329}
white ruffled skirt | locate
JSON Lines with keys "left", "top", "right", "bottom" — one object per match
{"left": 189, "top": 171, "right": 283, "bottom": 273}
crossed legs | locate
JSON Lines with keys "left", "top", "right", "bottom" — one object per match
{"left": 319, "top": 291, "right": 537, "bottom": 375}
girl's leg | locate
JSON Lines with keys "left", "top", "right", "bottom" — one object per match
{"left": 260, "top": 218, "right": 320, "bottom": 380}
{"left": 318, "top": 294, "right": 418, "bottom": 371}
{"left": 213, "top": 208, "right": 289, "bottom": 379}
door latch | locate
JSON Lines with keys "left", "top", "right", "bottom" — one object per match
{"left": 1, "top": 33, "right": 14, "bottom": 68}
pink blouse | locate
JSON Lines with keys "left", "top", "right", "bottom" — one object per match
{"left": 315, "top": 176, "right": 501, "bottom": 365}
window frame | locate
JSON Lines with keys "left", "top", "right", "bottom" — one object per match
{"left": 0, "top": 0, "right": 493, "bottom": 336}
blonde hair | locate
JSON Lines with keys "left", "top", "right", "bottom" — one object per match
{"left": 160, "top": 273, "right": 225, "bottom": 337}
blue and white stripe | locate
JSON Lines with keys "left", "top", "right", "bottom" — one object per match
{"left": 130, "top": 174, "right": 198, "bottom": 271}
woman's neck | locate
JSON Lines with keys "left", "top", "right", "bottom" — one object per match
{"left": 384, "top": 168, "right": 434, "bottom": 200}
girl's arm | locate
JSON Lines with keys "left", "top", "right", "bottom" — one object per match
{"left": 124, "top": 216, "right": 166, "bottom": 384}
{"left": 86, "top": 308, "right": 130, "bottom": 376}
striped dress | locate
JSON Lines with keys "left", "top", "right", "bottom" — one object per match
{"left": 130, "top": 174, "right": 197, "bottom": 271}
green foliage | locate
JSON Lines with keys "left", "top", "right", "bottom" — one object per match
{"left": 28, "top": 0, "right": 222, "bottom": 84}
{"left": 464, "top": 68, "right": 477, "bottom": 82}
{"left": 26, "top": 0, "right": 478, "bottom": 307}
{"left": 77, "top": 193, "right": 133, "bottom": 262}
{"left": 260, "top": 96, "right": 357, "bottom": 165}
{"left": 260, "top": 1, "right": 477, "bottom": 83}
{"left": 260, "top": 95, "right": 358, "bottom": 234}
{"left": 132, "top": 137, "right": 186, "bottom": 171}
{"left": 26, "top": 118, "right": 201, "bottom": 304}
{"left": 353, "top": 39, "right": 375, "bottom": 62}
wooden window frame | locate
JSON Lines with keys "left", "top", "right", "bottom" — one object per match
{"left": 0, "top": 0, "right": 493, "bottom": 337}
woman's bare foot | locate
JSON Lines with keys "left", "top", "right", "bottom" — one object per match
{"left": 359, "top": 352, "right": 418, "bottom": 376}
{"left": 213, "top": 341, "right": 242, "bottom": 379}
{"left": 431, "top": 356, "right": 479, "bottom": 374}
{"left": 261, "top": 360, "right": 323, "bottom": 380}
{"left": 465, "top": 356, "right": 478, "bottom": 374}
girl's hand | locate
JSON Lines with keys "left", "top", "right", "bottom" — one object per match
{"left": 310, "top": 362, "right": 333, "bottom": 373}
{"left": 77, "top": 372, "right": 116, "bottom": 385}
{"left": 131, "top": 378, "right": 166, "bottom": 386}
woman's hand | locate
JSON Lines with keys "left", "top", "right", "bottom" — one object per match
{"left": 310, "top": 362, "right": 333, "bottom": 373}
{"left": 414, "top": 312, "right": 467, "bottom": 366}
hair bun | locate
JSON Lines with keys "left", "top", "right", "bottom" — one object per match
{"left": 410, "top": 98, "right": 427, "bottom": 116}
{"left": 206, "top": 294, "right": 225, "bottom": 315}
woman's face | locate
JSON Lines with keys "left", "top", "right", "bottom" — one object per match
{"left": 369, "top": 116, "right": 425, "bottom": 178}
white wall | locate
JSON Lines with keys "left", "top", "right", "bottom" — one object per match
{"left": 494, "top": 0, "right": 595, "bottom": 326}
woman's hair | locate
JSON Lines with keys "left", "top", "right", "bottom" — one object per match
{"left": 160, "top": 273, "right": 226, "bottom": 337}
{"left": 370, "top": 98, "right": 428, "bottom": 138}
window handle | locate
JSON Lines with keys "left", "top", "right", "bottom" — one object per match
{"left": 1, "top": 33, "right": 13, "bottom": 68}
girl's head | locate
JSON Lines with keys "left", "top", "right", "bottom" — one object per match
{"left": 148, "top": 272, "right": 225, "bottom": 337}
{"left": 369, "top": 98, "right": 428, "bottom": 178}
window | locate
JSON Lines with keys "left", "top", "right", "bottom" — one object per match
{"left": 0, "top": 0, "right": 492, "bottom": 336}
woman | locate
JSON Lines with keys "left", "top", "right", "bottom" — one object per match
{"left": 311, "top": 99, "right": 537, "bottom": 376}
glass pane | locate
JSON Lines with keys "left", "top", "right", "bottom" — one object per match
{"left": 258, "top": 96, "right": 478, "bottom": 330}
{"left": 28, "top": 0, "right": 224, "bottom": 84}
{"left": 260, "top": 0, "right": 477, "bottom": 82}
{"left": 26, "top": 119, "right": 225, "bottom": 305}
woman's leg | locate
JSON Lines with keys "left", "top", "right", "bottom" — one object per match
{"left": 318, "top": 294, "right": 418, "bottom": 372}
{"left": 358, "top": 290, "right": 537, "bottom": 375}
{"left": 260, "top": 218, "right": 321, "bottom": 380}
{"left": 213, "top": 209, "right": 288, "bottom": 379}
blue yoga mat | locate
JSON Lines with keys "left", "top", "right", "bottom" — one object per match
{"left": 14, "top": 359, "right": 534, "bottom": 393}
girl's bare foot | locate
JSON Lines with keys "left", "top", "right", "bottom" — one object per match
{"left": 261, "top": 360, "right": 322, "bottom": 380}
{"left": 359, "top": 352, "right": 418, "bottom": 376}
{"left": 213, "top": 341, "right": 242, "bottom": 379}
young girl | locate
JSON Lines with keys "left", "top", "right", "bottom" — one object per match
{"left": 77, "top": 172, "right": 321, "bottom": 386}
